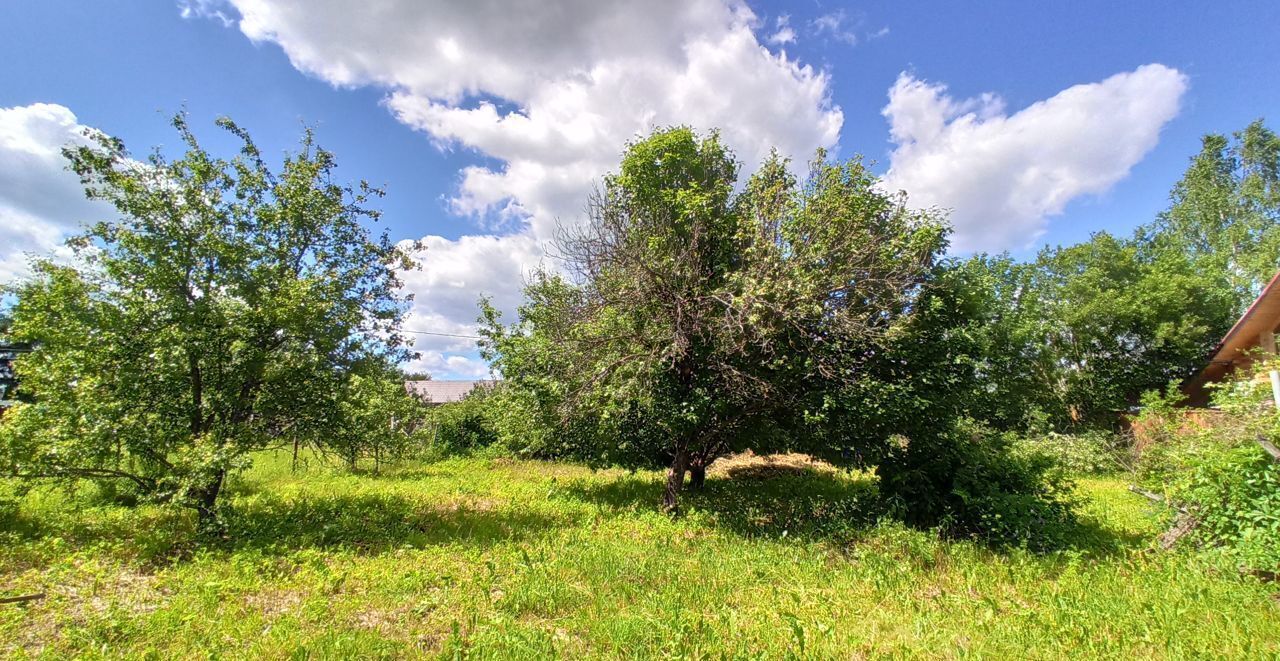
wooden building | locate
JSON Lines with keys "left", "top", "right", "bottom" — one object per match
{"left": 1182, "top": 271, "right": 1280, "bottom": 407}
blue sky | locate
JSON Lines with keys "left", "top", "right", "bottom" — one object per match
{"left": 2, "top": 1, "right": 1278, "bottom": 377}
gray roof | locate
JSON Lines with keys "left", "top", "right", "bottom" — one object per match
{"left": 404, "top": 380, "right": 496, "bottom": 404}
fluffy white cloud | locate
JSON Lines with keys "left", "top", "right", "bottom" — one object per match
{"left": 231, "top": 0, "right": 738, "bottom": 104}
{"left": 384, "top": 25, "right": 840, "bottom": 238}
{"left": 0, "top": 103, "right": 107, "bottom": 282}
{"left": 881, "top": 64, "right": 1188, "bottom": 252}
{"left": 768, "top": 15, "right": 796, "bottom": 45}
{"left": 396, "top": 233, "right": 544, "bottom": 351}
{"left": 395, "top": 233, "right": 544, "bottom": 378}
{"left": 403, "top": 350, "right": 492, "bottom": 380}
{"left": 210, "top": 0, "right": 844, "bottom": 378}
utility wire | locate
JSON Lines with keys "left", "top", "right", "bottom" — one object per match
{"left": 400, "top": 329, "right": 483, "bottom": 340}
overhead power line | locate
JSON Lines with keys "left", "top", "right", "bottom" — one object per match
{"left": 400, "top": 329, "right": 483, "bottom": 340}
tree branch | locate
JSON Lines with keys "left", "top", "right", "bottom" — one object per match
{"left": 1257, "top": 435, "right": 1280, "bottom": 462}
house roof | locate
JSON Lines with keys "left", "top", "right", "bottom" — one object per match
{"left": 404, "top": 379, "right": 496, "bottom": 404}
{"left": 1182, "top": 270, "right": 1280, "bottom": 406}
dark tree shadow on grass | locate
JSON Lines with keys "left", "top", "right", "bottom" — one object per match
{"left": 0, "top": 496, "right": 194, "bottom": 568}
{"left": 1041, "top": 513, "right": 1149, "bottom": 556}
{"left": 1, "top": 488, "right": 566, "bottom": 568}
{"left": 561, "top": 463, "right": 1145, "bottom": 557}
{"left": 562, "top": 464, "right": 884, "bottom": 543}
{"left": 223, "top": 492, "right": 563, "bottom": 555}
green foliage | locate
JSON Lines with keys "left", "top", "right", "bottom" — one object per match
{"left": 1136, "top": 366, "right": 1280, "bottom": 571}
{"left": 423, "top": 393, "right": 501, "bottom": 458}
{"left": 1037, "top": 120, "right": 1280, "bottom": 425}
{"left": 878, "top": 419, "right": 1080, "bottom": 550}
{"left": 1030, "top": 233, "right": 1236, "bottom": 426}
{"left": 1144, "top": 119, "right": 1280, "bottom": 302}
{"left": 1176, "top": 444, "right": 1280, "bottom": 570}
{"left": 1012, "top": 431, "right": 1128, "bottom": 476}
{"left": 0, "top": 114, "right": 415, "bottom": 527}
{"left": 483, "top": 127, "right": 947, "bottom": 510}
{"left": 816, "top": 255, "right": 1063, "bottom": 454}
{"left": 327, "top": 366, "right": 430, "bottom": 471}
{"left": 926, "top": 256, "right": 1064, "bottom": 431}
{"left": 785, "top": 260, "right": 1085, "bottom": 546}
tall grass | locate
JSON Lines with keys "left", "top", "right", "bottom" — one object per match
{"left": 2, "top": 452, "right": 1277, "bottom": 658}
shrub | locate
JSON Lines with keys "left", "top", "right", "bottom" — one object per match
{"left": 1012, "top": 431, "right": 1128, "bottom": 475}
{"left": 476, "top": 384, "right": 565, "bottom": 459}
{"left": 424, "top": 395, "right": 500, "bottom": 457}
{"left": 1178, "top": 444, "right": 1280, "bottom": 570}
{"left": 329, "top": 369, "right": 432, "bottom": 471}
{"left": 878, "top": 418, "right": 1079, "bottom": 550}
{"left": 1135, "top": 368, "right": 1280, "bottom": 571}
{"left": 0, "top": 494, "right": 19, "bottom": 531}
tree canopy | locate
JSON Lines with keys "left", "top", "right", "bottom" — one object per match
{"left": 961, "top": 120, "right": 1280, "bottom": 428}
{"left": 482, "top": 127, "right": 946, "bottom": 511}
{"left": 2, "top": 108, "right": 1276, "bottom": 548}
{"left": 0, "top": 114, "right": 417, "bottom": 528}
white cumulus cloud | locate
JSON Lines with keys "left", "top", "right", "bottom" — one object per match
{"left": 396, "top": 233, "right": 543, "bottom": 358}
{"left": 881, "top": 63, "right": 1188, "bottom": 252}
{"left": 205, "top": 0, "right": 844, "bottom": 377}
{"left": 0, "top": 103, "right": 108, "bottom": 283}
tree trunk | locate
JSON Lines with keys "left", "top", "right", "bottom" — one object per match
{"left": 193, "top": 468, "right": 226, "bottom": 536}
{"left": 187, "top": 349, "right": 204, "bottom": 438}
{"left": 688, "top": 463, "right": 706, "bottom": 490}
{"left": 663, "top": 445, "right": 689, "bottom": 514}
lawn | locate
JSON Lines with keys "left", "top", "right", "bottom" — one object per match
{"left": 1, "top": 452, "right": 1277, "bottom": 659}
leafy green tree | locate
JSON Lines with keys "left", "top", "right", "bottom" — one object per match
{"left": 0, "top": 312, "right": 29, "bottom": 403}
{"left": 1030, "top": 232, "right": 1236, "bottom": 425}
{"left": 328, "top": 364, "right": 429, "bottom": 472}
{"left": 916, "top": 255, "right": 1063, "bottom": 431}
{"left": 958, "top": 122, "right": 1280, "bottom": 431}
{"left": 813, "top": 258, "right": 1079, "bottom": 545}
{"left": 0, "top": 114, "right": 416, "bottom": 530}
{"left": 1141, "top": 119, "right": 1280, "bottom": 303}
{"left": 483, "top": 127, "right": 946, "bottom": 511}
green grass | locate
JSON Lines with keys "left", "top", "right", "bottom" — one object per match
{"left": 2, "top": 453, "right": 1277, "bottom": 659}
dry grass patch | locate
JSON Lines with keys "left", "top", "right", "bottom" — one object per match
{"left": 707, "top": 450, "right": 839, "bottom": 479}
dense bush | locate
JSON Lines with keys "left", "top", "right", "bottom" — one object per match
{"left": 1176, "top": 444, "right": 1280, "bottom": 570}
{"left": 327, "top": 369, "right": 431, "bottom": 472}
{"left": 423, "top": 394, "right": 500, "bottom": 457}
{"left": 876, "top": 419, "right": 1079, "bottom": 550}
{"left": 1136, "top": 373, "right": 1280, "bottom": 571}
